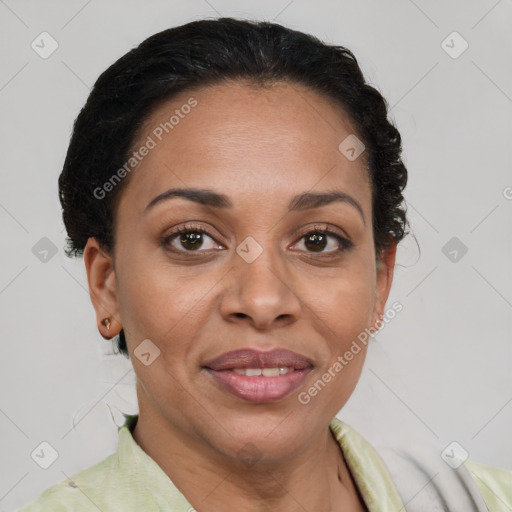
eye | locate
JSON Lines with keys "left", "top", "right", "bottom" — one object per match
{"left": 161, "top": 224, "right": 224, "bottom": 253}
{"left": 292, "top": 227, "right": 353, "bottom": 254}
{"left": 160, "top": 223, "right": 353, "bottom": 255}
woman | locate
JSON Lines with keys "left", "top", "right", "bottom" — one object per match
{"left": 19, "top": 17, "right": 511, "bottom": 512}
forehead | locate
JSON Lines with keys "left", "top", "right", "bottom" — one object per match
{"left": 121, "top": 80, "right": 371, "bottom": 213}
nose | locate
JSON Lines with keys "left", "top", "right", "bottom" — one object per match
{"left": 219, "top": 244, "right": 302, "bottom": 331}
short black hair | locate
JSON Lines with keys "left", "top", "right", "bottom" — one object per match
{"left": 58, "top": 17, "right": 409, "bottom": 358}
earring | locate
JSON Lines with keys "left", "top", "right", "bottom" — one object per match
{"left": 101, "top": 317, "right": 111, "bottom": 331}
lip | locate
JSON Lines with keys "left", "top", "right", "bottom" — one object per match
{"left": 204, "top": 348, "right": 313, "bottom": 371}
{"left": 203, "top": 348, "right": 313, "bottom": 403}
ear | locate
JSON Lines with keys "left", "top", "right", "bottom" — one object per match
{"left": 371, "top": 240, "right": 397, "bottom": 329}
{"left": 83, "top": 237, "right": 122, "bottom": 339}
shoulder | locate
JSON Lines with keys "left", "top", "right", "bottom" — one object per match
{"left": 18, "top": 452, "right": 120, "bottom": 511}
{"left": 330, "top": 417, "right": 512, "bottom": 511}
{"left": 465, "top": 458, "right": 512, "bottom": 511}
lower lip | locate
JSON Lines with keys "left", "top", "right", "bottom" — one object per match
{"left": 205, "top": 368, "right": 312, "bottom": 402}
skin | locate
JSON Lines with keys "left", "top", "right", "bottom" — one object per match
{"left": 84, "top": 80, "right": 396, "bottom": 511}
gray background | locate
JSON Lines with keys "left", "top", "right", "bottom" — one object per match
{"left": 1, "top": 0, "right": 511, "bottom": 509}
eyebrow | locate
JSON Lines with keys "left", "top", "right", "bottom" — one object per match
{"left": 144, "top": 187, "right": 365, "bottom": 224}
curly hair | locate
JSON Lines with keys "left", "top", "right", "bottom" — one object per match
{"left": 58, "top": 17, "right": 409, "bottom": 357}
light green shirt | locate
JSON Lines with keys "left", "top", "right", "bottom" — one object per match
{"left": 19, "top": 415, "right": 512, "bottom": 511}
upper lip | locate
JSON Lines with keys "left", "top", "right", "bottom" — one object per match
{"left": 204, "top": 348, "right": 313, "bottom": 371}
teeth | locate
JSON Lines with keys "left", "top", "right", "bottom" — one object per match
{"left": 246, "top": 368, "right": 262, "bottom": 377}
{"left": 232, "top": 367, "right": 294, "bottom": 377}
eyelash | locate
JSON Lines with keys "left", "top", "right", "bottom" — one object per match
{"left": 160, "top": 223, "right": 353, "bottom": 256}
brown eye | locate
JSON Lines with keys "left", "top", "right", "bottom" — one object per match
{"left": 295, "top": 229, "right": 352, "bottom": 254}
{"left": 304, "top": 232, "right": 328, "bottom": 252}
{"left": 178, "top": 231, "right": 204, "bottom": 251}
{"left": 162, "top": 225, "right": 223, "bottom": 253}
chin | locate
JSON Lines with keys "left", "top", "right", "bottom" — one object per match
{"left": 204, "top": 406, "right": 314, "bottom": 456}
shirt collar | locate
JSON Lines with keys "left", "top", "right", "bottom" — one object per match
{"left": 329, "top": 417, "right": 404, "bottom": 511}
{"left": 117, "top": 414, "right": 404, "bottom": 511}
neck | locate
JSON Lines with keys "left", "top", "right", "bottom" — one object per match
{"left": 131, "top": 394, "right": 366, "bottom": 511}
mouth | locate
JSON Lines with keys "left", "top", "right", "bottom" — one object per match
{"left": 203, "top": 348, "right": 313, "bottom": 403}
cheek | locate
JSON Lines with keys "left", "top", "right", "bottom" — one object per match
{"left": 114, "top": 248, "right": 217, "bottom": 358}
{"left": 310, "top": 270, "right": 374, "bottom": 406}
{"left": 308, "top": 260, "right": 376, "bottom": 334}
{"left": 304, "top": 260, "right": 376, "bottom": 404}
{"left": 115, "top": 257, "right": 209, "bottom": 401}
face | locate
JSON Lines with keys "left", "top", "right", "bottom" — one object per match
{"left": 85, "top": 80, "right": 396, "bottom": 461}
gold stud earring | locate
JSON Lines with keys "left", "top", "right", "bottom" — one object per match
{"left": 101, "top": 317, "right": 111, "bottom": 331}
